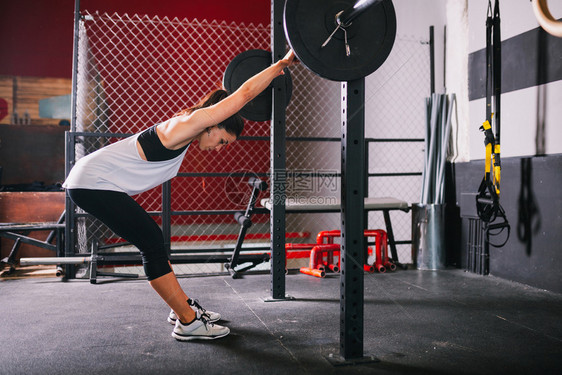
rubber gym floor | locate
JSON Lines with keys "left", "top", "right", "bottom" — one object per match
{"left": 1, "top": 268, "right": 561, "bottom": 375}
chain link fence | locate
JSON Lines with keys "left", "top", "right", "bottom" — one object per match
{"left": 70, "top": 11, "right": 429, "bottom": 278}
{"left": 366, "top": 36, "right": 430, "bottom": 264}
{"left": 284, "top": 35, "right": 430, "bottom": 265}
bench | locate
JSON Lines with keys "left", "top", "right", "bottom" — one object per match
{"left": 260, "top": 197, "right": 409, "bottom": 266}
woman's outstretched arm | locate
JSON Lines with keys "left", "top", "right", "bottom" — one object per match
{"left": 159, "top": 50, "right": 295, "bottom": 149}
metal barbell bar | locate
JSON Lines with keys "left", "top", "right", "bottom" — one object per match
{"left": 337, "top": 0, "right": 383, "bottom": 26}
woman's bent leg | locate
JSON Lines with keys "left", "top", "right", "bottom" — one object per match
{"left": 67, "top": 189, "right": 195, "bottom": 323}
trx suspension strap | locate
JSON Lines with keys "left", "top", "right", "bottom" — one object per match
{"left": 476, "top": 0, "right": 510, "bottom": 248}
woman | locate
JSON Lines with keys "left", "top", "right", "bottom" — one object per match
{"left": 63, "top": 50, "right": 295, "bottom": 341}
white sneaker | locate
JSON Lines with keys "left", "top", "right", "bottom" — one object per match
{"left": 167, "top": 298, "right": 221, "bottom": 325}
{"left": 172, "top": 312, "right": 230, "bottom": 341}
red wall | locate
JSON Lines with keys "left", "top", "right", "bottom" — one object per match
{"left": 0, "top": 0, "right": 270, "bottom": 78}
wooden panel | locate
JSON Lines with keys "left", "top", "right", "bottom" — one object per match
{"left": 0, "top": 192, "right": 65, "bottom": 259}
{"left": 0, "top": 76, "right": 71, "bottom": 126}
{"left": 16, "top": 76, "right": 71, "bottom": 121}
{"left": 0, "top": 76, "right": 14, "bottom": 125}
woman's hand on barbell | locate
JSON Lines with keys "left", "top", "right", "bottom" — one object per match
{"left": 277, "top": 49, "right": 296, "bottom": 75}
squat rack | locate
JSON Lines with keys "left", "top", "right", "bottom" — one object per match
{"left": 270, "top": 0, "right": 373, "bottom": 363}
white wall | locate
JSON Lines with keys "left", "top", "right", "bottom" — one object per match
{"left": 363, "top": 0, "right": 447, "bottom": 262}
{"left": 447, "top": 0, "right": 562, "bottom": 160}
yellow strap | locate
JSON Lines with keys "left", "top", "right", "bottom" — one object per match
{"left": 485, "top": 143, "right": 492, "bottom": 173}
{"left": 490, "top": 151, "right": 501, "bottom": 195}
{"left": 493, "top": 166, "right": 501, "bottom": 194}
{"left": 482, "top": 120, "right": 492, "bottom": 130}
{"left": 493, "top": 144, "right": 501, "bottom": 194}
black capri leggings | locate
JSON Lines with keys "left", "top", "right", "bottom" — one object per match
{"left": 67, "top": 189, "right": 172, "bottom": 281}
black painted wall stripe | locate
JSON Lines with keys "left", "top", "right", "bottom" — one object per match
{"left": 451, "top": 153, "right": 562, "bottom": 294}
{"left": 468, "top": 22, "right": 562, "bottom": 101}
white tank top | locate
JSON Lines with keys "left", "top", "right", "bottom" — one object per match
{"left": 62, "top": 133, "right": 189, "bottom": 196}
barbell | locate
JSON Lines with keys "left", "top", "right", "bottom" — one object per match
{"left": 224, "top": 0, "right": 396, "bottom": 120}
{"left": 284, "top": 0, "right": 396, "bottom": 82}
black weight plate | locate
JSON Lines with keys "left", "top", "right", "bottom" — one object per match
{"left": 223, "top": 49, "right": 293, "bottom": 122}
{"left": 284, "top": 0, "right": 396, "bottom": 82}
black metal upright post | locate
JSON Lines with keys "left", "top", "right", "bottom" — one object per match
{"left": 162, "top": 181, "right": 172, "bottom": 256}
{"left": 268, "top": 0, "right": 288, "bottom": 300}
{"left": 339, "top": 79, "right": 369, "bottom": 361}
{"left": 364, "top": 139, "right": 370, "bottom": 241}
{"left": 429, "top": 25, "right": 435, "bottom": 94}
{"left": 69, "top": 0, "right": 80, "bottom": 137}
{"left": 64, "top": 0, "right": 81, "bottom": 279}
